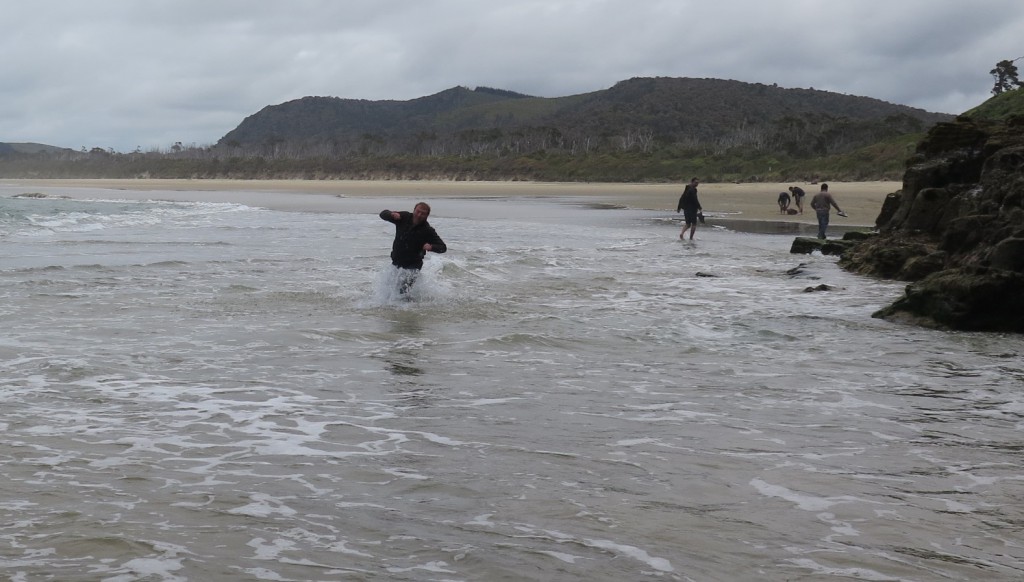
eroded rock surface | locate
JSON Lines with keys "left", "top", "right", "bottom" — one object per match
{"left": 839, "top": 115, "right": 1024, "bottom": 331}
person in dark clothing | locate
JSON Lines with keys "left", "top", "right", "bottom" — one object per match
{"left": 777, "top": 191, "right": 791, "bottom": 213}
{"left": 379, "top": 202, "right": 447, "bottom": 293}
{"left": 789, "top": 186, "right": 806, "bottom": 214}
{"left": 676, "top": 177, "right": 702, "bottom": 240}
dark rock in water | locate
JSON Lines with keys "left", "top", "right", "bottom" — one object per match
{"left": 841, "top": 230, "right": 875, "bottom": 242}
{"left": 845, "top": 240, "right": 935, "bottom": 279}
{"left": 695, "top": 271, "right": 718, "bottom": 278}
{"left": 785, "top": 263, "right": 822, "bottom": 280}
{"left": 873, "top": 267, "right": 1024, "bottom": 331}
{"left": 840, "top": 114, "right": 1024, "bottom": 332}
{"left": 790, "top": 237, "right": 823, "bottom": 254}
{"left": 786, "top": 263, "right": 808, "bottom": 276}
{"left": 822, "top": 239, "right": 859, "bottom": 256}
{"left": 790, "top": 237, "right": 859, "bottom": 256}
{"left": 803, "top": 284, "right": 834, "bottom": 292}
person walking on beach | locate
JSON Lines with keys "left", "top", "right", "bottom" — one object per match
{"left": 379, "top": 202, "right": 447, "bottom": 293}
{"left": 809, "top": 183, "right": 845, "bottom": 239}
{"left": 676, "top": 177, "right": 703, "bottom": 240}
{"left": 789, "top": 186, "right": 806, "bottom": 214}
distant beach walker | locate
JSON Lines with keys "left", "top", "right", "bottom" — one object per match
{"left": 675, "top": 177, "right": 703, "bottom": 240}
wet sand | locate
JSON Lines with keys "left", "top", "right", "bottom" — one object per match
{"left": 3, "top": 178, "right": 899, "bottom": 229}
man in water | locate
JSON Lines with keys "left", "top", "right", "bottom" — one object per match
{"left": 379, "top": 201, "right": 447, "bottom": 293}
{"left": 809, "top": 183, "right": 845, "bottom": 239}
{"left": 676, "top": 177, "right": 703, "bottom": 240}
{"left": 789, "top": 186, "right": 806, "bottom": 214}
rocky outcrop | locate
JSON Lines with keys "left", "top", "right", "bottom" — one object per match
{"left": 791, "top": 232, "right": 870, "bottom": 256}
{"left": 839, "top": 115, "right": 1024, "bottom": 331}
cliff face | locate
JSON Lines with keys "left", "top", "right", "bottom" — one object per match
{"left": 840, "top": 115, "right": 1024, "bottom": 332}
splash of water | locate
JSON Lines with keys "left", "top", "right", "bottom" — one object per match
{"left": 369, "top": 258, "right": 452, "bottom": 306}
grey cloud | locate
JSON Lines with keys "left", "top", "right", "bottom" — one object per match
{"left": 1, "top": 0, "right": 1020, "bottom": 151}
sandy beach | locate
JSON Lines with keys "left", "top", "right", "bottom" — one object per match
{"left": 3, "top": 178, "right": 900, "bottom": 228}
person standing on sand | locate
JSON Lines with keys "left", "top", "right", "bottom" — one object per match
{"left": 676, "top": 177, "right": 703, "bottom": 240}
{"left": 809, "top": 183, "right": 845, "bottom": 239}
{"left": 379, "top": 202, "right": 447, "bottom": 293}
{"left": 789, "top": 186, "right": 806, "bottom": 214}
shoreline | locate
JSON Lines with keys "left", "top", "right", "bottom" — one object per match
{"left": 2, "top": 178, "right": 898, "bottom": 229}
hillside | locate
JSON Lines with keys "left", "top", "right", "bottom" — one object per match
{"left": 963, "top": 86, "right": 1024, "bottom": 121}
{"left": 1, "top": 77, "right": 957, "bottom": 183}
{"left": 218, "top": 77, "right": 952, "bottom": 162}
{"left": 219, "top": 86, "right": 541, "bottom": 144}
{"left": 0, "top": 142, "right": 73, "bottom": 155}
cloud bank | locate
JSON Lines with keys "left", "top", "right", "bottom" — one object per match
{"left": 2, "top": 0, "right": 1020, "bottom": 151}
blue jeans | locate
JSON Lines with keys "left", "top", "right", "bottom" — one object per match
{"left": 816, "top": 211, "right": 830, "bottom": 239}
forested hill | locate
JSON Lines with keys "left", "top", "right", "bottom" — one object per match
{"left": 218, "top": 77, "right": 952, "bottom": 160}
{"left": 0, "top": 77, "right": 959, "bottom": 182}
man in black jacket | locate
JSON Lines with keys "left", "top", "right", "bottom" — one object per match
{"left": 676, "top": 177, "right": 702, "bottom": 240}
{"left": 379, "top": 202, "right": 447, "bottom": 293}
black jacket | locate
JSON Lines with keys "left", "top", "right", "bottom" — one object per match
{"left": 380, "top": 210, "right": 447, "bottom": 269}
{"left": 677, "top": 184, "right": 702, "bottom": 213}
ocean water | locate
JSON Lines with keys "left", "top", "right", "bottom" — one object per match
{"left": 1, "top": 186, "right": 1022, "bottom": 581}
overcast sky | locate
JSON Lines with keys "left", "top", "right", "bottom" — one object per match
{"left": 2, "top": 1, "right": 1021, "bottom": 152}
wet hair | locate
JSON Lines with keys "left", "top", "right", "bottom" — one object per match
{"left": 414, "top": 202, "right": 431, "bottom": 215}
{"left": 820, "top": 183, "right": 829, "bottom": 191}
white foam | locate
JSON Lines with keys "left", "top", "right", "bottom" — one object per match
{"left": 785, "top": 558, "right": 909, "bottom": 581}
{"left": 582, "top": 538, "right": 674, "bottom": 573}
{"left": 465, "top": 513, "right": 496, "bottom": 527}
{"left": 386, "top": 561, "right": 456, "bottom": 574}
{"left": 366, "top": 260, "right": 453, "bottom": 306}
{"left": 750, "top": 478, "right": 865, "bottom": 511}
{"left": 227, "top": 493, "right": 297, "bottom": 518}
{"left": 537, "top": 550, "right": 587, "bottom": 564}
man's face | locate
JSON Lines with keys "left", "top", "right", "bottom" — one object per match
{"left": 412, "top": 205, "right": 430, "bottom": 225}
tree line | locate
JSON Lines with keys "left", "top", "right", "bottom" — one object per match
{"left": 0, "top": 129, "right": 922, "bottom": 184}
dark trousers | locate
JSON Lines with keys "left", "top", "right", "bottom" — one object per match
{"left": 397, "top": 268, "right": 419, "bottom": 294}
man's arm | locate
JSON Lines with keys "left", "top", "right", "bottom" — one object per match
{"left": 380, "top": 210, "right": 402, "bottom": 223}
{"left": 424, "top": 227, "right": 446, "bottom": 254}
